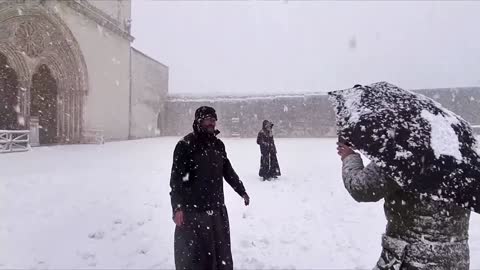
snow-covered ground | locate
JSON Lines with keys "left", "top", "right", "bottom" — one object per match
{"left": 1, "top": 137, "right": 479, "bottom": 269}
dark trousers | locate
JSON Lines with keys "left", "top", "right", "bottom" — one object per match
{"left": 174, "top": 207, "right": 233, "bottom": 270}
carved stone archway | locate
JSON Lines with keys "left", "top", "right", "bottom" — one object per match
{"left": 0, "top": 2, "right": 89, "bottom": 144}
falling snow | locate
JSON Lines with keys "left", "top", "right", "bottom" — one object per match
{"left": 0, "top": 138, "right": 478, "bottom": 269}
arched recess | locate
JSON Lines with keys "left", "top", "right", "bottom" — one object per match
{"left": 0, "top": 52, "right": 20, "bottom": 130}
{"left": 31, "top": 64, "right": 58, "bottom": 144}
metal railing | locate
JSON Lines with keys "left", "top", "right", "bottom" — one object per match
{"left": 0, "top": 130, "right": 31, "bottom": 153}
{"left": 82, "top": 129, "right": 105, "bottom": 144}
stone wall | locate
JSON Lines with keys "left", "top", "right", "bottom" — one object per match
{"left": 164, "top": 87, "right": 480, "bottom": 137}
{"left": 130, "top": 48, "right": 169, "bottom": 138}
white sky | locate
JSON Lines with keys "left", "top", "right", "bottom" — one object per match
{"left": 132, "top": 0, "right": 480, "bottom": 95}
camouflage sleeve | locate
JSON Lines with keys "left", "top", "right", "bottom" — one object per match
{"left": 342, "top": 153, "right": 390, "bottom": 202}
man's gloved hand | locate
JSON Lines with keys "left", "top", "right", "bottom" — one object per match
{"left": 173, "top": 210, "right": 184, "bottom": 227}
{"left": 337, "top": 142, "right": 355, "bottom": 160}
{"left": 243, "top": 194, "right": 250, "bottom": 206}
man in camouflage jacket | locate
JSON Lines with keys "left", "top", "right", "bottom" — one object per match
{"left": 337, "top": 142, "right": 471, "bottom": 270}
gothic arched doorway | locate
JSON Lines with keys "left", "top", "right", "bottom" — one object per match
{"left": 0, "top": 52, "right": 20, "bottom": 130}
{"left": 0, "top": 3, "right": 89, "bottom": 144}
{"left": 30, "top": 64, "right": 58, "bottom": 145}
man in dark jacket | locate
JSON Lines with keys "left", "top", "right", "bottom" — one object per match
{"left": 337, "top": 142, "right": 471, "bottom": 270}
{"left": 257, "top": 120, "right": 281, "bottom": 181}
{"left": 170, "top": 106, "right": 250, "bottom": 270}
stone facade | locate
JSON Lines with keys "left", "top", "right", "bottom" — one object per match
{"left": 0, "top": 0, "right": 168, "bottom": 145}
{"left": 87, "top": 0, "right": 131, "bottom": 33}
{"left": 55, "top": 0, "right": 133, "bottom": 142}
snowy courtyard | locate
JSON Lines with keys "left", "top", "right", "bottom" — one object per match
{"left": 1, "top": 137, "right": 479, "bottom": 269}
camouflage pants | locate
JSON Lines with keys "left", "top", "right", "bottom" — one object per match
{"left": 373, "top": 234, "right": 470, "bottom": 270}
{"left": 373, "top": 235, "right": 408, "bottom": 270}
{"left": 373, "top": 248, "right": 406, "bottom": 270}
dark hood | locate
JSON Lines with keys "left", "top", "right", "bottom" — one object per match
{"left": 193, "top": 106, "right": 220, "bottom": 137}
{"left": 262, "top": 120, "right": 273, "bottom": 130}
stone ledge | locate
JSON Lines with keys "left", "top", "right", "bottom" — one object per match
{"left": 65, "top": 0, "right": 134, "bottom": 42}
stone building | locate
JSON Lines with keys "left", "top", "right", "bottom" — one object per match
{"left": 0, "top": 0, "right": 168, "bottom": 146}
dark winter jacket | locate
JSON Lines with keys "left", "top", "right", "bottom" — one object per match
{"left": 342, "top": 154, "right": 470, "bottom": 270}
{"left": 257, "top": 120, "right": 281, "bottom": 179}
{"left": 257, "top": 121, "right": 277, "bottom": 155}
{"left": 170, "top": 126, "right": 247, "bottom": 214}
